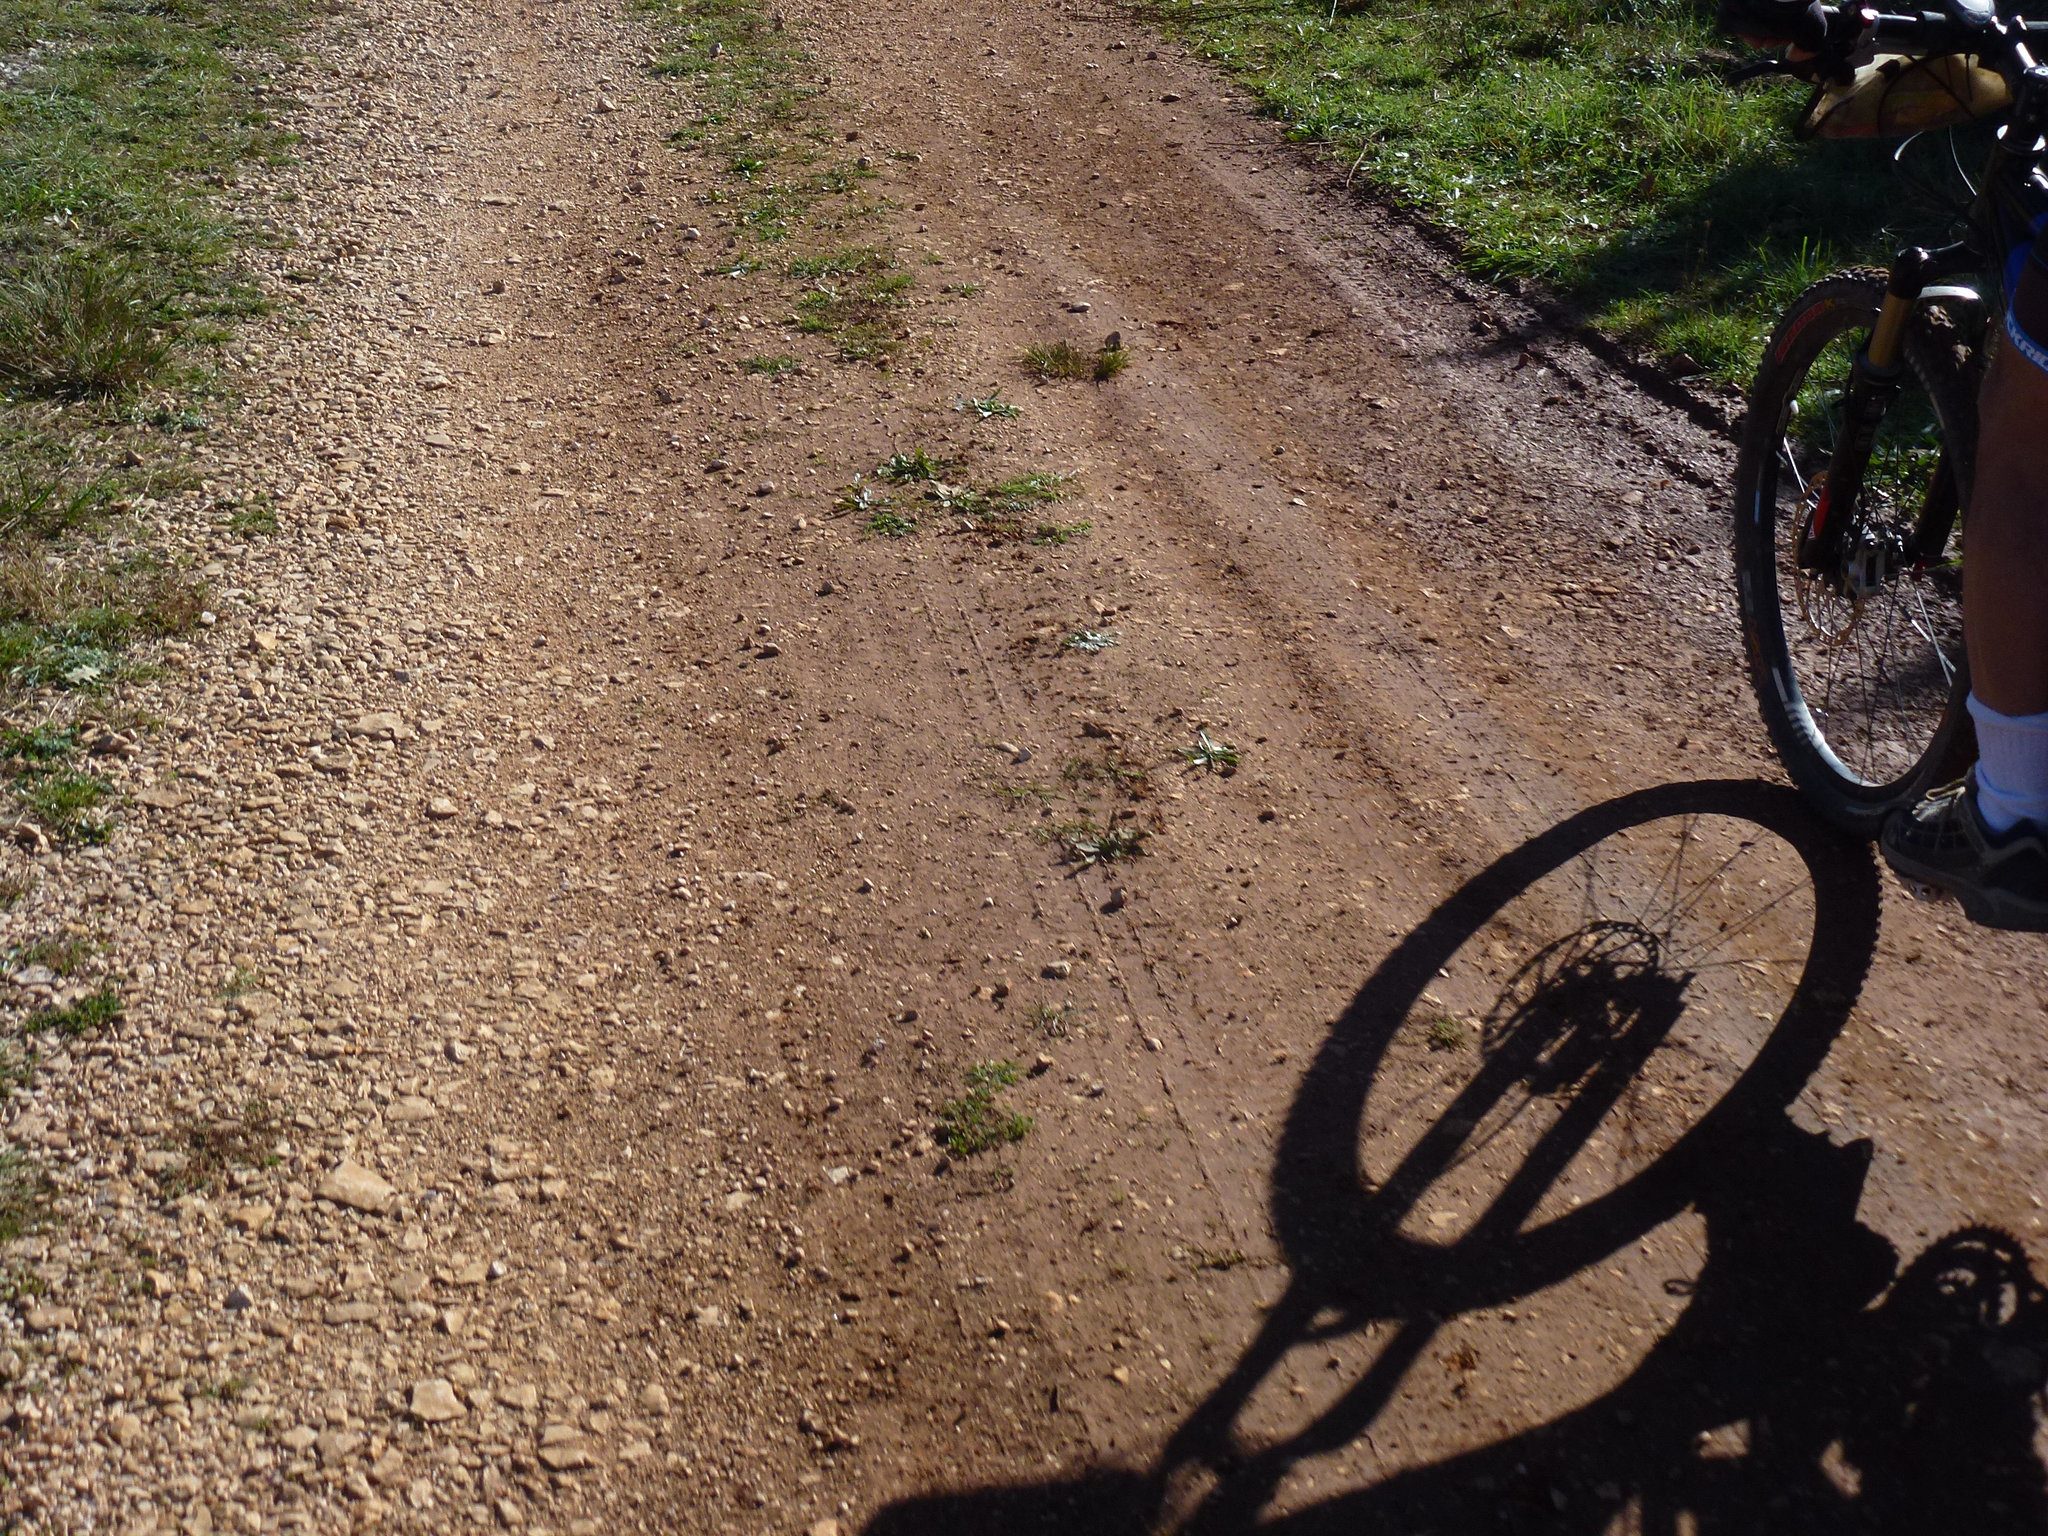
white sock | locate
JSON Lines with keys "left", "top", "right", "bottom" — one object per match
{"left": 1968, "top": 693, "right": 2048, "bottom": 834}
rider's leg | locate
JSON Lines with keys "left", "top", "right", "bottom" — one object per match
{"left": 1963, "top": 267, "right": 2048, "bottom": 831}
{"left": 1880, "top": 261, "right": 2048, "bottom": 929}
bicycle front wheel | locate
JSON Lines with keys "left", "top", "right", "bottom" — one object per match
{"left": 1732, "top": 270, "right": 1977, "bottom": 837}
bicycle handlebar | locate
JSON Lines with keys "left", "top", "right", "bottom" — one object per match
{"left": 1823, "top": 4, "right": 2048, "bottom": 67}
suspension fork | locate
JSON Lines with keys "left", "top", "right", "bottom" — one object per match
{"left": 1796, "top": 246, "right": 1937, "bottom": 575}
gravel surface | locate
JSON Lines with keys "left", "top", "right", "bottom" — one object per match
{"left": 5, "top": 1, "right": 2045, "bottom": 1533}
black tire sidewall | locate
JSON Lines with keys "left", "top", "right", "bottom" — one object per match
{"left": 1733, "top": 273, "right": 1976, "bottom": 837}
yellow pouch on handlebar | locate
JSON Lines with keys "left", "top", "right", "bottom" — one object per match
{"left": 1800, "top": 53, "right": 2011, "bottom": 139}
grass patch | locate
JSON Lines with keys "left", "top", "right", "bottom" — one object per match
{"left": 940, "top": 472, "right": 1081, "bottom": 544}
{"left": 1031, "top": 520, "right": 1092, "bottom": 546}
{"left": 155, "top": 1098, "right": 282, "bottom": 1198}
{"left": 1148, "top": 0, "right": 1967, "bottom": 384}
{"left": 1029, "top": 1001, "right": 1081, "bottom": 1037}
{"left": 0, "top": 261, "right": 172, "bottom": 401}
{"left": 0, "top": 467, "right": 112, "bottom": 545}
{"left": 741, "top": 353, "right": 798, "bottom": 377}
{"left": 641, "top": 0, "right": 807, "bottom": 111}
{"left": 0, "top": 1150, "right": 52, "bottom": 1245}
{"left": 1, "top": 721, "right": 116, "bottom": 841}
{"left": 1064, "top": 629, "right": 1118, "bottom": 654}
{"left": 864, "top": 506, "right": 917, "bottom": 538}
{"left": 5, "top": 934, "right": 96, "bottom": 977}
{"left": 0, "top": 551, "right": 205, "bottom": 697}
{"left": 954, "top": 390, "right": 1019, "bottom": 420}
{"left": 1053, "top": 820, "right": 1147, "bottom": 865}
{"left": 25, "top": 985, "right": 120, "bottom": 1039}
{"left": 796, "top": 268, "right": 913, "bottom": 364}
{"left": 0, "top": 0, "right": 297, "bottom": 716}
{"left": 228, "top": 501, "right": 279, "bottom": 538}
{"left": 788, "top": 247, "right": 887, "bottom": 280}
{"left": 1421, "top": 1014, "right": 1468, "bottom": 1053}
{"left": 1182, "top": 730, "right": 1241, "bottom": 773}
{"left": 19, "top": 771, "right": 111, "bottom": 843}
{"left": 935, "top": 1061, "right": 1033, "bottom": 1157}
{"left": 877, "top": 447, "right": 957, "bottom": 484}
{"left": 1022, "top": 339, "right": 1129, "bottom": 384}
{"left": 641, "top": 2, "right": 925, "bottom": 378}
{"left": 220, "top": 966, "right": 268, "bottom": 998}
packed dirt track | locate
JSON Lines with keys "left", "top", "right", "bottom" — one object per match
{"left": 12, "top": 0, "right": 2048, "bottom": 1533}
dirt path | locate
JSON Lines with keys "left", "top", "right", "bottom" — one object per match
{"left": 8, "top": 1, "right": 2047, "bottom": 1533}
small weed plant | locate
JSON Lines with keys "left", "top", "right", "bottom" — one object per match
{"left": 1055, "top": 820, "right": 1148, "bottom": 865}
{"left": 935, "top": 1061, "right": 1033, "bottom": 1157}
{"left": 155, "top": 1098, "right": 282, "bottom": 1198}
{"left": 877, "top": 448, "right": 956, "bottom": 484}
{"left": 26, "top": 986, "right": 122, "bottom": 1040}
{"left": 0, "top": 1151, "right": 52, "bottom": 1245}
{"left": 1022, "top": 339, "right": 1130, "bottom": 384}
{"left": 1183, "top": 731, "right": 1241, "bottom": 772}
{"left": 954, "top": 390, "right": 1019, "bottom": 420}
{"left": 1423, "top": 1014, "right": 1469, "bottom": 1052}
{"left": 833, "top": 477, "right": 889, "bottom": 517}
{"left": 787, "top": 247, "right": 887, "bottom": 280}
{"left": 864, "top": 507, "right": 917, "bottom": 538}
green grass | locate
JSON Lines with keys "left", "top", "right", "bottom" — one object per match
{"left": 154, "top": 1098, "right": 281, "bottom": 1198}
{"left": 642, "top": 1, "right": 920, "bottom": 376}
{"left": 0, "top": 262, "right": 173, "bottom": 400}
{"left": 1182, "top": 730, "right": 1241, "bottom": 772}
{"left": 954, "top": 390, "right": 1019, "bottom": 420}
{"left": 877, "top": 447, "right": 956, "bottom": 483}
{"left": 788, "top": 246, "right": 887, "bottom": 279}
{"left": 5, "top": 934, "right": 97, "bottom": 977}
{"left": 0, "top": 1150, "right": 52, "bottom": 1244}
{"left": 741, "top": 353, "right": 798, "bottom": 377}
{"left": 0, "top": 720, "right": 118, "bottom": 841}
{"left": 1421, "top": 1013, "right": 1469, "bottom": 1052}
{"left": 25, "top": 985, "right": 121, "bottom": 1039}
{"left": 1022, "top": 339, "right": 1129, "bottom": 384}
{"left": 227, "top": 501, "right": 279, "bottom": 538}
{"left": 864, "top": 506, "right": 917, "bottom": 538}
{"left": 0, "top": 0, "right": 294, "bottom": 720}
{"left": 1151, "top": 0, "right": 1970, "bottom": 384}
{"left": 642, "top": 0, "right": 808, "bottom": 116}
{"left": 935, "top": 1061, "right": 1033, "bottom": 1157}
{"left": 937, "top": 471, "right": 1087, "bottom": 546}
{"left": 20, "top": 769, "right": 111, "bottom": 842}
{"left": 797, "top": 268, "right": 914, "bottom": 363}
{"left": 0, "top": 0, "right": 304, "bottom": 337}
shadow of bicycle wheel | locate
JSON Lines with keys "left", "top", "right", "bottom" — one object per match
{"left": 863, "top": 780, "right": 2048, "bottom": 1536}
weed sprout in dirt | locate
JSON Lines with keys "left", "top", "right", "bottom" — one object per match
{"left": 935, "top": 1062, "right": 1033, "bottom": 1157}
